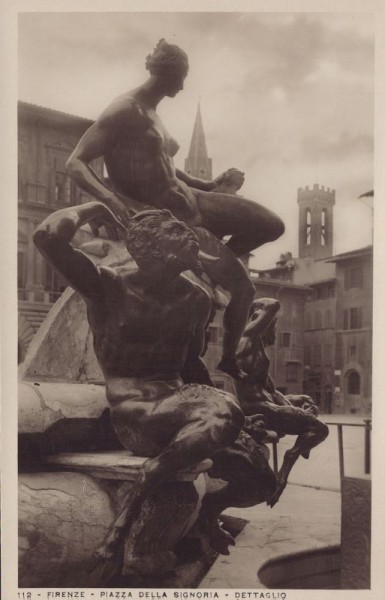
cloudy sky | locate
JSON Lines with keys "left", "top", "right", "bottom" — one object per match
{"left": 18, "top": 11, "right": 374, "bottom": 268}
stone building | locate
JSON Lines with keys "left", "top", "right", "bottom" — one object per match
{"left": 17, "top": 101, "right": 104, "bottom": 360}
{"left": 330, "top": 246, "right": 373, "bottom": 414}
{"left": 257, "top": 184, "right": 372, "bottom": 415}
{"left": 18, "top": 101, "right": 372, "bottom": 414}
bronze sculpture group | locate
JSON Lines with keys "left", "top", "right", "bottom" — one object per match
{"left": 34, "top": 39, "right": 328, "bottom": 574}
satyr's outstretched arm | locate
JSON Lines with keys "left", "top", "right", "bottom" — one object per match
{"left": 180, "top": 289, "right": 214, "bottom": 386}
{"left": 33, "top": 202, "right": 112, "bottom": 301}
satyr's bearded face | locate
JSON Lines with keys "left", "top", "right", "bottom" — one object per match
{"left": 155, "top": 218, "right": 202, "bottom": 272}
{"left": 125, "top": 210, "right": 203, "bottom": 275}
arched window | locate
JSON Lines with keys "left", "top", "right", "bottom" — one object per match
{"left": 306, "top": 209, "right": 311, "bottom": 245}
{"left": 321, "top": 209, "right": 327, "bottom": 246}
{"left": 347, "top": 371, "right": 360, "bottom": 395}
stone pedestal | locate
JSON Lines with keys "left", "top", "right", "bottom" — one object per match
{"left": 19, "top": 472, "right": 116, "bottom": 587}
{"left": 340, "top": 476, "right": 371, "bottom": 589}
{"left": 19, "top": 453, "right": 210, "bottom": 586}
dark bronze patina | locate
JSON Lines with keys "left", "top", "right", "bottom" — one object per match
{"left": 235, "top": 297, "right": 329, "bottom": 507}
{"left": 65, "top": 39, "right": 285, "bottom": 380}
{"left": 33, "top": 204, "right": 277, "bottom": 563}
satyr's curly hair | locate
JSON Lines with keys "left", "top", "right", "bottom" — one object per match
{"left": 145, "top": 39, "right": 189, "bottom": 77}
{"left": 125, "top": 209, "right": 175, "bottom": 270}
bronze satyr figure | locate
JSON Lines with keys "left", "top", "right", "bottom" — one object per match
{"left": 33, "top": 203, "right": 276, "bottom": 564}
{"left": 235, "top": 298, "right": 329, "bottom": 507}
{"left": 65, "top": 39, "right": 285, "bottom": 380}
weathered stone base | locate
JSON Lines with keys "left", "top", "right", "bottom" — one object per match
{"left": 19, "top": 467, "right": 207, "bottom": 587}
{"left": 19, "top": 472, "right": 116, "bottom": 587}
{"left": 340, "top": 476, "right": 371, "bottom": 589}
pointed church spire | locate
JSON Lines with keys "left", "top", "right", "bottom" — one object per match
{"left": 184, "top": 103, "right": 212, "bottom": 180}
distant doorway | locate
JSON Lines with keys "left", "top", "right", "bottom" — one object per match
{"left": 324, "top": 386, "right": 332, "bottom": 414}
{"left": 345, "top": 370, "right": 361, "bottom": 413}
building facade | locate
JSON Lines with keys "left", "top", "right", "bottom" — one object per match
{"left": 18, "top": 101, "right": 103, "bottom": 360}
{"left": 256, "top": 184, "right": 372, "bottom": 414}
{"left": 250, "top": 275, "right": 310, "bottom": 394}
{"left": 18, "top": 101, "right": 372, "bottom": 414}
{"left": 332, "top": 247, "right": 373, "bottom": 414}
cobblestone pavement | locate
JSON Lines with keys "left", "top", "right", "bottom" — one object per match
{"left": 200, "top": 414, "right": 368, "bottom": 589}
{"left": 200, "top": 485, "right": 340, "bottom": 589}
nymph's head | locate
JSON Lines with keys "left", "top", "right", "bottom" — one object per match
{"left": 125, "top": 209, "right": 202, "bottom": 274}
{"left": 145, "top": 39, "right": 189, "bottom": 96}
{"left": 249, "top": 299, "right": 278, "bottom": 347}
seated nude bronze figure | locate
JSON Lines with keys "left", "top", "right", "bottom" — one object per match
{"left": 65, "top": 39, "right": 285, "bottom": 380}
{"left": 33, "top": 203, "right": 277, "bottom": 567}
{"left": 235, "top": 298, "right": 329, "bottom": 507}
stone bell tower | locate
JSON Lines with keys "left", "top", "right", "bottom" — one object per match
{"left": 298, "top": 183, "right": 335, "bottom": 259}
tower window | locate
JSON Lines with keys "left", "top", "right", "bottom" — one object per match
{"left": 321, "top": 209, "right": 326, "bottom": 246}
{"left": 306, "top": 209, "right": 311, "bottom": 245}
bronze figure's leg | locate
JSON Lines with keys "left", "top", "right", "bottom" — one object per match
{"left": 95, "top": 386, "right": 244, "bottom": 559}
{"left": 193, "top": 227, "right": 255, "bottom": 380}
{"left": 266, "top": 413, "right": 329, "bottom": 507}
{"left": 196, "top": 190, "right": 285, "bottom": 257}
{"left": 199, "top": 432, "right": 277, "bottom": 554}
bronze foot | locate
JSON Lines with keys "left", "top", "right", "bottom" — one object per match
{"left": 209, "top": 522, "right": 236, "bottom": 555}
{"left": 266, "top": 478, "right": 287, "bottom": 508}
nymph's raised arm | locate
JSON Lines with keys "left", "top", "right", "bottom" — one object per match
{"left": 33, "top": 202, "right": 110, "bottom": 302}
